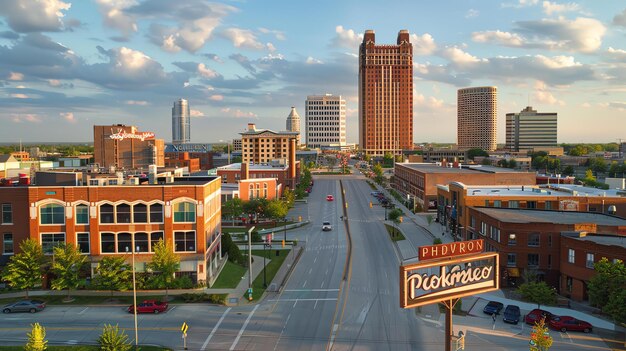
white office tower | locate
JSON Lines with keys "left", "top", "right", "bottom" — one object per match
{"left": 286, "top": 107, "right": 301, "bottom": 145}
{"left": 506, "top": 106, "right": 557, "bottom": 152}
{"left": 305, "top": 94, "right": 346, "bottom": 149}
{"left": 172, "top": 99, "right": 190, "bottom": 144}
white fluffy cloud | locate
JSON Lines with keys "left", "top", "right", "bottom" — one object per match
{"left": 533, "top": 81, "right": 565, "bottom": 105}
{"left": 8, "top": 72, "right": 24, "bottom": 81}
{"left": 190, "top": 109, "right": 205, "bottom": 117}
{"left": 440, "top": 47, "right": 485, "bottom": 66}
{"left": 60, "top": 112, "right": 75, "bottom": 122}
{"left": 542, "top": 1, "right": 580, "bottom": 15}
{"left": 516, "top": 17, "right": 605, "bottom": 53}
{"left": 607, "top": 47, "right": 626, "bottom": 61}
{"left": 209, "top": 95, "right": 223, "bottom": 101}
{"left": 306, "top": 56, "right": 323, "bottom": 64}
{"left": 472, "top": 30, "right": 525, "bottom": 46}
{"left": 197, "top": 63, "right": 219, "bottom": 79}
{"left": 11, "top": 113, "right": 41, "bottom": 123}
{"left": 0, "top": 0, "right": 71, "bottom": 32}
{"left": 614, "top": 9, "right": 626, "bottom": 27}
{"left": 220, "top": 107, "right": 257, "bottom": 118}
{"left": 411, "top": 33, "right": 437, "bottom": 56}
{"left": 258, "top": 27, "right": 286, "bottom": 41}
{"left": 332, "top": 25, "right": 363, "bottom": 49}
{"left": 221, "top": 28, "right": 269, "bottom": 50}
{"left": 95, "top": 0, "right": 137, "bottom": 37}
{"left": 126, "top": 100, "right": 148, "bottom": 105}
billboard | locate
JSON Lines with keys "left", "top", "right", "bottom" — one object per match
{"left": 400, "top": 252, "right": 499, "bottom": 309}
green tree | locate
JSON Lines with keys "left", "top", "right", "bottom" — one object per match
{"left": 92, "top": 257, "right": 132, "bottom": 295}
{"left": 568, "top": 144, "right": 589, "bottom": 156}
{"left": 587, "top": 157, "right": 607, "bottom": 173}
{"left": 467, "top": 148, "right": 489, "bottom": 160}
{"left": 388, "top": 208, "right": 402, "bottom": 237}
{"left": 372, "top": 163, "right": 384, "bottom": 184}
{"left": 266, "top": 199, "right": 289, "bottom": 227}
{"left": 221, "top": 233, "right": 243, "bottom": 265}
{"left": 508, "top": 159, "right": 517, "bottom": 169}
{"left": 326, "top": 155, "right": 337, "bottom": 171}
{"left": 2, "top": 239, "right": 44, "bottom": 298}
{"left": 529, "top": 317, "right": 553, "bottom": 351}
{"left": 50, "top": 243, "right": 87, "bottom": 301}
{"left": 562, "top": 165, "right": 574, "bottom": 176}
{"left": 223, "top": 197, "right": 244, "bottom": 226}
{"left": 603, "top": 289, "right": 626, "bottom": 324}
{"left": 97, "top": 324, "right": 132, "bottom": 351}
{"left": 243, "top": 197, "right": 269, "bottom": 222}
{"left": 588, "top": 258, "right": 626, "bottom": 311}
{"left": 517, "top": 281, "right": 557, "bottom": 308}
{"left": 433, "top": 238, "right": 442, "bottom": 245}
{"left": 383, "top": 152, "right": 394, "bottom": 167}
{"left": 282, "top": 188, "right": 296, "bottom": 208}
{"left": 25, "top": 322, "right": 47, "bottom": 351}
{"left": 146, "top": 239, "right": 180, "bottom": 300}
{"left": 584, "top": 169, "right": 596, "bottom": 182}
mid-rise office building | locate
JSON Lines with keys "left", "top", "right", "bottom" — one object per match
{"left": 359, "top": 30, "right": 413, "bottom": 157}
{"left": 305, "top": 94, "right": 346, "bottom": 149}
{"left": 506, "top": 106, "right": 557, "bottom": 152}
{"left": 94, "top": 124, "right": 164, "bottom": 170}
{"left": 457, "top": 87, "right": 497, "bottom": 151}
{"left": 285, "top": 107, "right": 301, "bottom": 145}
{"left": 172, "top": 99, "right": 190, "bottom": 144}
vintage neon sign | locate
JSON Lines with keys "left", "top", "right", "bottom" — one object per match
{"left": 400, "top": 252, "right": 499, "bottom": 309}
{"left": 109, "top": 129, "right": 155, "bottom": 141}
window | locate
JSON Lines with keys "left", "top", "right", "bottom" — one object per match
{"left": 545, "top": 201, "right": 552, "bottom": 210}
{"left": 76, "top": 233, "right": 89, "bottom": 254}
{"left": 470, "top": 216, "right": 476, "bottom": 229}
{"left": 150, "top": 232, "right": 164, "bottom": 252}
{"left": 566, "top": 277, "right": 573, "bottom": 292}
{"left": 133, "top": 204, "right": 147, "bottom": 223}
{"left": 173, "top": 202, "right": 195, "bottom": 222}
{"left": 528, "top": 254, "right": 539, "bottom": 267}
{"left": 508, "top": 234, "right": 517, "bottom": 246}
{"left": 568, "top": 249, "right": 575, "bottom": 263}
{"left": 586, "top": 253, "right": 595, "bottom": 268}
{"left": 174, "top": 231, "right": 196, "bottom": 252}
{"left": 493, "top": 200, "right": 501, "bottom": 208}
{"left": 490, "top": 227, "right": 500, "bottom": 242}
{"left": 480, "top": 222, "right": 487, "bottom": 235}
{"left": 508, "top": 200, "right": 519, "bottom": 208}
{"left": 100, "top": 204, "right": 114, "bottom": 223}
{"left": 507, "top": 253, "right": 516, "bottom": 267}
{"left": 548, "top": 234, "right": 552, "bottom": 247}
{"left": 2, "top": 204, "right": 12, "bottom": 224}
{"left": 40, "top": 204, "right": 65, "bottom": 225}
{"left": 527, "top": 201, "right": 537, "bottom": 209}
{"left": 135, "top": 232, "right": 149, "bottom": 253}
{"left": 117, "top": 232, "right": 132, "bottom": 253}
{"left": 149, "top": 204, "right": 163, "bottom": 223}
{"left": 101, "top": 233, "right": 115, "bottom": 253}
{"left": 547, "top": 254, "right": 552, "bottom": 268}
{"left": 75, "top": 204, "right": 89, "bottom": 225}
{"left": 41, "top": 233, "right": 65, "bottom": 254}
{"left": 3, "top": 233, "right": 13, "bottom": 254}
{"left": 116, "top": 204, "right": 131, "bottom": 223}
{"left": 528, "top": 233, "right": 540, "bottom": 247}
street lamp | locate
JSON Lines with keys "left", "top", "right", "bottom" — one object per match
{"left": 125, "top": 245, "right": 139, "bottom": 349}
{"left": 247, "top": 226, "right": 255, "bottom": 301}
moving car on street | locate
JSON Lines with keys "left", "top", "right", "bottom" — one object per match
{"left": 2, "top": 300, "right": 46, "bottom": 313}
{"left": 128, "top": 300, "right": 168, "bottom": 314}
{"left": 322, "top": 221, "right": 332, "bottom": 231}
{"left": 549, "top": 316, "right": 592, "bottom": 333}
{"left": 326, "top": 195, "right": 334, "bottom": 201}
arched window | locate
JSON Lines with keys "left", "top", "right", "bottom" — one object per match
{"left": 100, "top": 204, "right": 114, "bottom": 223}
{"left": 249, "top": 184, "right": 254, "bottom": 198}
{"left": 116, "top": 204, "right": 131, "bottom": 223}
{"left": 75, "top": 204, "right": 89, "bottom": 225}
{"left": 255, "top": 183, "right": 260, "bottom": 198}
{"left": 173, "top": 201, "right": 195, "bottom": 222}
{"left": 263, "top": 183, "right": 268, "bottom": 198}
{"left": 40, "top": 203, "right": 65, "bottom": 225}
{"left": 133, "top": 204, "right": 147, "bottom": 223}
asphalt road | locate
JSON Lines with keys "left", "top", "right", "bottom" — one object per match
{"left": 0, "top": 174, "right": 616, "bottom": 350}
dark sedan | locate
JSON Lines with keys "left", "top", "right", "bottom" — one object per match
{"left": 2, "top": 300, "right": 46, "bottom": 313}
{"left": 483, "top": 301, "right": 504, "bottom": 315}
{"left": 503, "top": 305, "right": 521, "bottom": 324}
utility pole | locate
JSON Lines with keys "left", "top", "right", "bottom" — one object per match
{"left": 247, "top": 226, "right": 255, "bottom": 301}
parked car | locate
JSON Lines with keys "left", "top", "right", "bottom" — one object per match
{"left": 326, "top": 195, "right": 334, "bottom": 201}
{"left": 524, "top": 308, "right": 554, "bottom": 325}
{"left": 483, "top": 301, "right": 504, "bottom": 315}
{"left": 128, "top": 300, "right": 168, "bottom": 314}
{"left": 322, "top": 221, "right": 332, "bottom": 231}
{"left": 2, "top": 300, "right": 46, "bottom": 313}
{"left": 503, "top": 305, "right": 521, "bottom": 324}
{"left": 549, "top": 316, "right": 592, "bottom": 333}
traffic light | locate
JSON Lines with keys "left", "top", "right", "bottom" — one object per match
{"left": 369, "top": 202, "right": 373, "bottom": 208}
{"left": 399, "top": 216, "right": 403, "bottom": 223}
{"left": 282, "top": 239, "right": 285, "bottom": 248}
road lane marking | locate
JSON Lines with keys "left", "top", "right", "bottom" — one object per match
{"left": 229, "top": 304, "right": 259, "bottom": 351}
{"left": 308, "top": 268, "right": 313, "bottom": 274}
{"left": 314, "top": 300, "right": 318, "bottom": 309}
{"left": 202, "top": 307, "right": 231, "bottom": 350}
{"left": 314, "top": 257, "right": 317, "bottom": 264}
{"left": 273, "top": 314, "right": 291, "bottom": 351}
{"left": 303, "top": 280, "right": 307, "bottom": 287}
{"left": 268, "top": 298, "right": 337, "bottom": 302}
{"left": 77, "top": 307, "right": 88, "bottom": 315}
{"left": 283, "top": 289, "right": 339, "bottom": 292}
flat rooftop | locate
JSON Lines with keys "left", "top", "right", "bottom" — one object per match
{"left": 399, "top": 163, "right": 528, "bottom": 174}
{"left": 562, "top": 233, "right": 626, "bottom": 247}
{"left": 472, "top": 207, "right": 626, "bottom": 226}
{"left": 446, "top": 183, "right": 626, "bottom": 198}
{"left": 217, "top": 162, "right": 288, "bottom": 171}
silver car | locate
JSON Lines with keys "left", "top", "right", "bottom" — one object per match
{"left": 2, "top": 300, "right": 46, "bottom": 313}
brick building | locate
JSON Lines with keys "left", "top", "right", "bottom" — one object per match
{"left": 0, "top": 172, "right": 223, "bottom": 285}
{"left": 240, "top": 123, "right": 299, "bottom": 165}
{"left": 94, "top": 125, "right": 165, "bottom": 170}
{"left": 392, "top": 163, "right": 536, "bottom": 211}
{"left": 217, "top": 162, "right": 297, "bottom": 195}
{"left": 437, "top": 182, "right": 626, "bottom": 240}
{"left": 465, "top": 207, "right": 626, "bottom": 300}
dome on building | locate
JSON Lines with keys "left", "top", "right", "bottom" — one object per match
{"left": 286, "top": 107, "right": 300, "bottom": 133}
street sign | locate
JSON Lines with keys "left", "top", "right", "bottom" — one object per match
{"left": 181, "top": 322, "right": 188, "bottom": 334}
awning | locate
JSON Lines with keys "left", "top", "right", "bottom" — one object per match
{"left": 507, "top": 268, "right": 520, "bottom": 277}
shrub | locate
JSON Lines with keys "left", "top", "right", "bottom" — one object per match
{"left": 25, "top": 323, "right": 47, "bottom": 351}
{"left": 98, "top": 324, "right": 132, "bottom": 351}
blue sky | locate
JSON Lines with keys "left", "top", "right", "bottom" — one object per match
{"left": 0, "top": 0, "right": 625, "bottom": 144}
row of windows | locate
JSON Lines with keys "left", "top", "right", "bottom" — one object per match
{"left": 568, "top": 249, "right": 596, "bottom": 269}
{"left": 37, "top": 201, "right": 196, "bottom": 225}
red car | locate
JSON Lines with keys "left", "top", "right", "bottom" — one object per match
{"left": 549, "top": 316, "right": 592, "bottom": 333}
{"left": 524, "top": 308, "right": 553, "bottom": 325}
{"left": 128, "top": 300, "right": 168, "bottom": 314}
{"left": 326, "top": 195, "right": 334, "bottom": 201}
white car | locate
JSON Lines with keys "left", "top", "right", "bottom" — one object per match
{"left": 322, "top": 221, "right": 332, "bottom": 231}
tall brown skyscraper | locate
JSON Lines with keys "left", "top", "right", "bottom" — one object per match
{"left": 457, "top": 86, "right": 498, "bottom": 151}
{"left": 359, "top": 29, "right": 413, "bottom": 157}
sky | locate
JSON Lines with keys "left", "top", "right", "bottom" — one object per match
{"left": 0, "top": 0, "right": 625, "bottom": 144}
